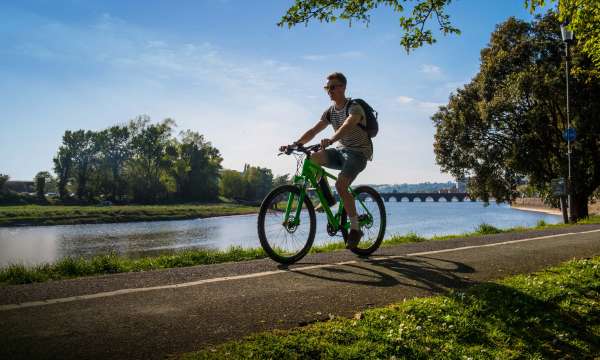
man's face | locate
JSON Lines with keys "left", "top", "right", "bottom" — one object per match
{"left": 324, "top": 80, "right": 345, "bottom": 100}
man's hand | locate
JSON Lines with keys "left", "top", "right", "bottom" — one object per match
{"left": 279, "top": 142, "right": 302, "bottom": 153}
{"left": 320, "top": 138, "right": 333, "bottom": 149}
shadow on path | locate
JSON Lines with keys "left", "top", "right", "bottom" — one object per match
{"left": 292, "top": 255, "right": 476, "bottom": 294}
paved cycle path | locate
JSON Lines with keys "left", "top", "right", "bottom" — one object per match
{"left": 1, "top": 224, "right": 600, "bottom": 359}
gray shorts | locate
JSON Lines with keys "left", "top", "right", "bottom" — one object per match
{"left": 324, "top": 148, "right": 367, "bottom": 183}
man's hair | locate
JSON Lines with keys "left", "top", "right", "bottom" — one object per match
{"left": 327, "top": 72, "right": 347, "bottom": 86}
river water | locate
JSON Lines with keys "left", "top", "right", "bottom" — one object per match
{"left": 0, "top": 202, "right": 561, "bottom": 267}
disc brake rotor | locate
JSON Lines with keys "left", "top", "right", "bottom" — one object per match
{"left": 283, "top": 217, "right": 298, "bottom": 233}
{"left": 359, "top": 214, "right": 373, "bottom": 229}
{"left": 326, "top": 222, "right": 338, "bottom": 236}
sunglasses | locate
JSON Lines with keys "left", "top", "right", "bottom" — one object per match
{"left": 323, "top": 83, "right": 343, "bottom": 91}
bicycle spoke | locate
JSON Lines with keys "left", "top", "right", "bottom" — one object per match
{"left": 262, "top": 189, "right": 312, "bottom": 257}
{"left": 342, "top": 186, "right": 386, "bottom": 255}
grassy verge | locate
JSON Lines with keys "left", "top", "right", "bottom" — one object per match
{"left": 0, "top": 203, "right": 258, "bottom": 227}
{"left": 2, "top": 216, "right": 599, "bottom": 286}
{"left": 0, "top": 247, "right": 268, "bottom": 285}
{"left": 181, "top": 256, "right": 600, "bottom": 359}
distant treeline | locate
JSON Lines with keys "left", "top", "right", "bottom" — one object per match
{"left": 0, "top": 115, "right": 289, "bottom": 205}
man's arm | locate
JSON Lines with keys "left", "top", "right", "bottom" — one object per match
{"left": 296, "top": 118, "right": 329, "bottom": 145}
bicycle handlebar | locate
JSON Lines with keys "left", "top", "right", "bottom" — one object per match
{"left": 279, "top": 143, "right": 321, "bottom": 156}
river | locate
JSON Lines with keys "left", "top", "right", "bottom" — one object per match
{"left": 0, "top": 201, "right": 561, "bottom": 267}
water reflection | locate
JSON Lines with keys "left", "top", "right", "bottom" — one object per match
{"left": 0, "top": 202, "right": 561, "bottom": 266}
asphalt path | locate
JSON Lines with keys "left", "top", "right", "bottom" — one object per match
{"left": 1, "top": 224, "right": 599, "bottom": 359}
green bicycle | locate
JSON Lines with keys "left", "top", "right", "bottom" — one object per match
{"left": 257, "top": 144, "right": 386, "bottom": 264}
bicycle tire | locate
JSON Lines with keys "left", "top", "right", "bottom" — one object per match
{"left": 257, "top": 185, "right": 316, "bottom": 264}
{"left": 341, "top": 185, "right": 387, "bottom": 256}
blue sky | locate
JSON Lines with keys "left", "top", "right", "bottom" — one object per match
{"left": 0, "top": 0, "right": 550, "bottom": 184}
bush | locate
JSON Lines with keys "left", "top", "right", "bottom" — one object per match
{"left": 475, "top": 223, "right": 502, "bottom": 235}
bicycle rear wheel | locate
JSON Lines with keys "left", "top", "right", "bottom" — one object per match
{"left": 341, "top": 185, "right": 386, "bottom": 256}
{"left": 257, "top": 185, "right": 316, "bottom": 264}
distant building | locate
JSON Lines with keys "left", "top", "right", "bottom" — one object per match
{"left": 456, "top": 180, "right": 467, "bottom": 193}
{"left": 5, "top": 181, "right": 35, "bottom": 193}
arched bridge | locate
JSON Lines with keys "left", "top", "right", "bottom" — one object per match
{"left": 331, "top": 192, "right": 474, "bottom": 202}
{"left": 379, "top": 192, "right": 474, "bottom": 202}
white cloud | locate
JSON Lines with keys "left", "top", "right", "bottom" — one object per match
{"left": 420, "top": 64, "right": 442, "bottom": 76}
{"left": 396, "top": 96, "right": 415, "bottom": 104}
{"left": 396, "top": 95, "right": 443, "bottom": 112}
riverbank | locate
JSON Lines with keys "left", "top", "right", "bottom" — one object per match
{"left": 181, "top": 256, "right": 600, "bottom": 359}
{"left": 510, "top": 205, "right": 562, "bottom": 215}
{"left": 510, "top": 197, "right": 600, "bottom": 216}
{"left": 510, "top": 197, "right": 561, "bottom": 215}
{"left": 0, "top": 203, "right": 258, "bottom": 227}
{"left": 2, "top": 216, "right": 598, "bottom": 285}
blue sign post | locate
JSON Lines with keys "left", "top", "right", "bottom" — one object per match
{"left": 563, "top": 127, "right": 576, "bottom": 142}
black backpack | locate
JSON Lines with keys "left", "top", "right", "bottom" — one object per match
{"left": 326, "top": 98, "right": 379, "bottom": 138}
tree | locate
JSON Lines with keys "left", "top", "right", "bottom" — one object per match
{"left": 220, "top": 169, "right": 245, "bottom": 199}
{"left": 0, "top": 174, "right": 9, "bottom": 193}
{"left": 528, "top": 0, "right": 600, "bottom": 72}
{"left": 242, "top": 164, "right": 274, "bottom": 201}
{"left": 94, "top": 126, "right": 131, "bottom": 201}
{"left": 62, "top": 130, "right": 97, "bottom": 201}
{"left": 126, "top": 116, "right": 175, "bottom": 203}
{"left": 281, "top": 0, "right": 600, "bottom": 71}
{"left": 273, "top": 174, "right": 291, "bottom": 188}
{"left": 34, "top": 171, "right": 53, "bottom": 200}
{"left": 279, "top": 0, "right": 459, "bottom": 52}
{"left": 175, "top": 130, "right": 223, "bottom": 201}
{"left": 165, "top": 131, "right": 223, "bottom": 202}
{"left": 52, "top": 130, "right": 99, "bottom": 201}
{"left": 432, "top": 12, "right": 600, "bottom": 221}
{"left": 53, "top": 146, "right": 73, "bottom": 200}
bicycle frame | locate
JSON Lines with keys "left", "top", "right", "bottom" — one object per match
{"left": 283, "top": 156, "right": 373, "bottom": 233}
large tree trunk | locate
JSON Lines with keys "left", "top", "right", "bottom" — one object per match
{"left": 560, "top": 196, "right": 569, "bottom": 224}
{"left": 570, "top": 193, "right": 589, "bottom": 222}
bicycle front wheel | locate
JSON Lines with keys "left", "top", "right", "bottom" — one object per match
{"left": 257, "top": 185, "right": 316, "bottom": 264}
{"left": 341, "top": 185, "right": 387, "bottom": 256}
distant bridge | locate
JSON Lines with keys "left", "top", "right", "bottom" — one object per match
{"left": 332, "top": 192, "right": 474, "bottom": 202}
{"left": 379, "top": 192, "right": 473, "bottom": 202}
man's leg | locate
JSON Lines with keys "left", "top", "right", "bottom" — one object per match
{"left": 310, "top": 150, "right": 328, "bottom": 166}
{"left": 335, "top": 175, "right": 357, "bottom": 219}
{"left": 336, "top": 150, "right": 367, "bottom": 248}
{"left": 311, "top": 150, "right": 341, "bottom": 212}
{"left": 336, "top": 174, "right": 363, "bottom": 248}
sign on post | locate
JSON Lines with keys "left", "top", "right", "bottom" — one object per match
{"left": 551, "top": 178, "right": 566, "bottom": 197}
{"left": 563, "top": 127, "right": 576, "bottom": 142}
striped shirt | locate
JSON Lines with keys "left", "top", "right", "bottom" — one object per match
{"left": 321, "top": 99, "right": 373, "bottom": 160}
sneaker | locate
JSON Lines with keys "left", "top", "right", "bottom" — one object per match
{"left": 346, "top": 229, "right": 363, "bottom": 249}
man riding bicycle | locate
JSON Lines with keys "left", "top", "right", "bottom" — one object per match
{"left": 280, "top": 72, "right": 373, "bottom": 249}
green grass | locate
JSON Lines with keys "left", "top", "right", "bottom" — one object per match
{"left": 181, "top": 256, "right": 600, "bottom": 359}
{"left": 1, "top": 215, "right": 599, "bottom": 286}
{"left": 0, "top": 203, "right": 258, "bottom": 227}
{"left": 0, "top": 247, "right": 267, "bottom": 285}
